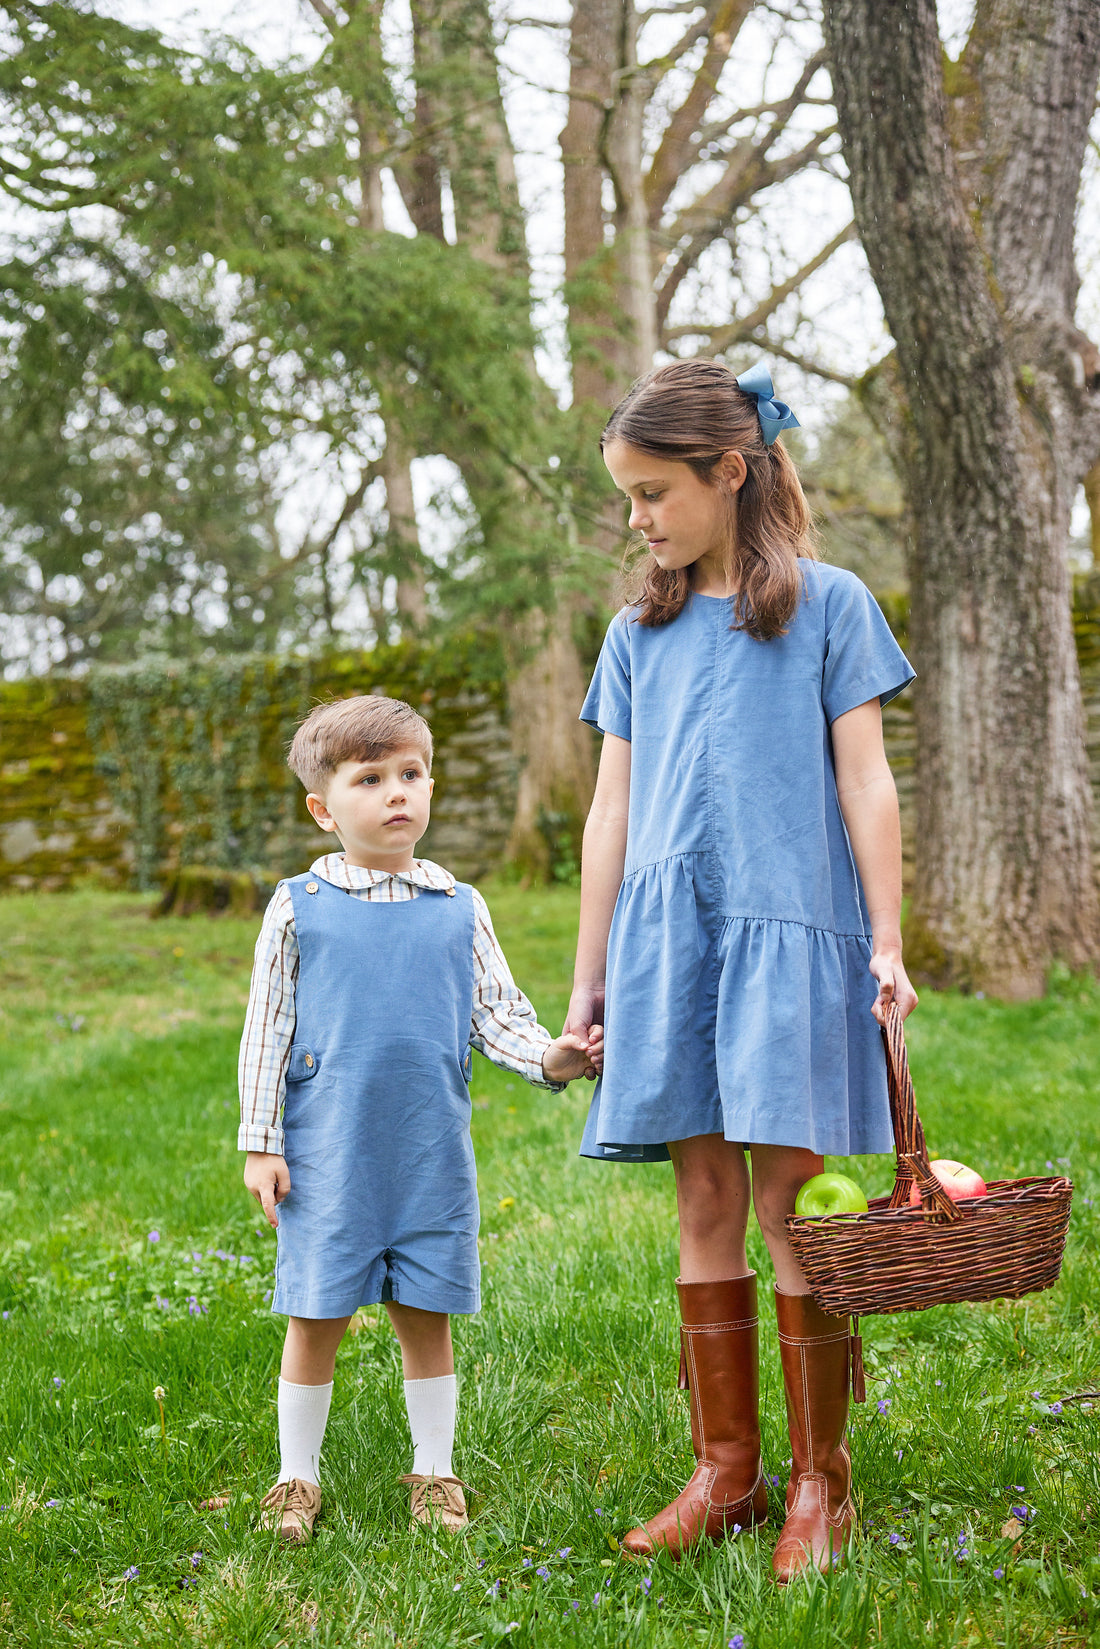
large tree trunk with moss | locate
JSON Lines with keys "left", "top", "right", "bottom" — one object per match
{"left": 823, "top": 0, "right": 1100, "bottom": 997}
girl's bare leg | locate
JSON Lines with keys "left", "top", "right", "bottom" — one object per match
{"left": 386, "top": 1302, "right": 454, "bottom": 1379}
{"left": 667, "top": 1134, "right": 752, "bottom": 1279}
{"left": 747, "top": 1143, "right": 824, "bottom": 1294}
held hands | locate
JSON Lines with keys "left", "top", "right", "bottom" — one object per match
{"left": 244, "top": 1151, "right": 291, "bottom": 1228}
{"left": 542, "top": 1026, "right": 605, "bottom": 1084}
{"left": 869, "top": 948, "right": 919, "bottom": 1025}
{"left": 562, "top": 983, "right": 605, "bottom": 1077}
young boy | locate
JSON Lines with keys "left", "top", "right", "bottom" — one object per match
{"left": 239, "top": 694, "right": 598, "bottom": 1542}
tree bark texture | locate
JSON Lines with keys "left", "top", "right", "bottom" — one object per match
{"left": 823, "top": 0, "right": 1100, "bottom": 996}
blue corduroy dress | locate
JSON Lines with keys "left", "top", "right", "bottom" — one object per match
{"left": 271, "top": 874, "right": 481, "bottom": 1319}
{"left": 578, "top": 563, "right": 915, "bottom": 1163}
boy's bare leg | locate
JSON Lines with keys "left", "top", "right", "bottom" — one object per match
{"left": 385, "top": 1302, "right": 453, "bottom": 1378}
{"left": 386, "top": 1303, "right": 466, "bottom": 1525}
{"left": 281, "top": 1314, "right": 353, "bottom": 1384}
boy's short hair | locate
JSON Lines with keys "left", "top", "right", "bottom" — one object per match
{"left": 287, "top": 695, "right": 433, "bottom": 795}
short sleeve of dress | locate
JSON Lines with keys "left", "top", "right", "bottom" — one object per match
{"left": 821, "top": 571, "right": 915, "bottom": 724}
{"left": 580, "top": 611, "right": 632, "bottom": 740}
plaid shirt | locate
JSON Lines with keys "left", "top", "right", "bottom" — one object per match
{"left": 238, "top": 854, "right": 561, "bottom": 1154}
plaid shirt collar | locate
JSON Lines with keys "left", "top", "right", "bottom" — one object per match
{"left": 311, "top": 852, "right": 456, "bottom": 894}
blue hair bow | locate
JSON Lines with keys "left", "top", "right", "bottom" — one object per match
{"left": 735, "top": 362, "right": 800, "bottom": 446}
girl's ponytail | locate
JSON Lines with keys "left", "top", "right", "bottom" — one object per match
{"left": 603, "top": 361, "right": 817, "bottom": 640}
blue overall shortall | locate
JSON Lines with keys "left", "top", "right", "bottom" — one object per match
{"left": 271, "top": 874, "right": 481, "bottom": 1319}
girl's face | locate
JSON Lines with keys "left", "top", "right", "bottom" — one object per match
{"left": 603, "top": 438, "right": 746, "bottom": 596}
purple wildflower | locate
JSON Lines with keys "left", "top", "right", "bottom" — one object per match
{"left": 522, "top": 1556, "right": 532, "bottom": 1568}
{"left": 593, "top": 1592, "right": 602, "bottom": 1606}
{"left": 123, "top": 1566, "right": 139, "bottom": 1582}
{"left": 181, "top": 1576, "right": 198, "bottom": 1589}
{"left": 187, "top": 1296, "right": 207, "bottom": 1316}
{"left": 1013, "top": 1485, "right": 1026, "bottom": 1493}
{"left": 570, "top": 1600, "right": 580, "bottom": 1610}
{"left": 729, "top": 1637, "right": 745, "bottom": 1649}
{"left": 1011, "top": 1505, "right": 1029, "bottom": 1521}
{"left": 769, "top": 1473, "right": 781, "bottom": 1486}
{"left": 45, "top": 1498, "right": 59, "bottom": 1507}
{"left": 594, "top": 1506, "right": 603, "bottom": 1517}
{"left": 156, "top": 1297, "right": 171, "bottom": 1310}
{"left": 1, "top": 1311, "right": 9, "bottom": 1320}
{"left": 1049, "top": 1401, "right": 1063, "bottom": 1415}
{"left": 147, "top": 1231, "right": 160, "bottom": 1243}
{"left": 477, "top": 1559, "right": 486, "bottom": 1570}
{"left": 536, "top": 1566, "right": 549, "bottom": 1579}
{"left": 877, "top": 1399, "right": 890, "bottom": 1414}
{"left": 190, "top": 1552, "right": 202, "bottom": 1569}
{"left": 641, "top": 1577, "right": 652, "bottom": 1594}
{"left": 558, "top": 1547, "right": 571, "bottom": 1557}
{"left": 993, "top": 1567, "right": 1004, "bottom": 1579}
{"left": 889, "top": 1533, "right": 901, "bottom": 1546}
{"left": 52, "top": 1376, "right": 63, "bottom": 1388}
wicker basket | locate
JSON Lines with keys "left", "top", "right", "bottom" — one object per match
{"left": 785, "top": 1001, "right": 1073, "bottom": 1326}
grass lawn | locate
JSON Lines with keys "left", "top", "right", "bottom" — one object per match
{"left": 1, "top": 883, "right": 1098, "bottom": 1648}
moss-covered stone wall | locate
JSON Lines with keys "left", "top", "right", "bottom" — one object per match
{"left": 0, "top": 636, "right": 514, "bottom": 891}
{"left": 7, "top": 584, "right": 1100, "bottom": 895}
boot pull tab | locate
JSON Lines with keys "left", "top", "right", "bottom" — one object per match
{"left": 850, "top": 1317, "right": 866, "bottom": 1404}
{"left": 678, "top": 1331, "right": 689, "bottom": 1391}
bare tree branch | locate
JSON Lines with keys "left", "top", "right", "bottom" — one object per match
{"left": 645, "top": 0, "right": 754, "bottom": 226}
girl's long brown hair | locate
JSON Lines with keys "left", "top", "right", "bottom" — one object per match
{"left": 602, "top": 360, "right": 818, "bottom": 639}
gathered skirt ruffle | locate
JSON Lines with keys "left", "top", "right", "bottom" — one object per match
{"left": 580, "top": 852, "right": 892, "bottom": 1162}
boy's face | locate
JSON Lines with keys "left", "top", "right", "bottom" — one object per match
{"left": 305, "top": 745, "right": 434, "bottom": 872}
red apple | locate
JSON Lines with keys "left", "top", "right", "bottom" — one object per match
{"left": 909, "top": 1158, "right": 987, "bottom": 1207}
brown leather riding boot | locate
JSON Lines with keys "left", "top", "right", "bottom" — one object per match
{"left": 620, "top": 1273, "right": 768, "bottom": 1561}
{"left": 771, "top": 1289, "right": 855, "bottom": 1582}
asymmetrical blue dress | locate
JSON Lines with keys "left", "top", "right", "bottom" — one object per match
{"left": 578, "top": 563, "right": 915, "bottom": 1162}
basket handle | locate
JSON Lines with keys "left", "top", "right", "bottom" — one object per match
{"left": 881, "top": 1000, "right": 961, "bottom": 1224}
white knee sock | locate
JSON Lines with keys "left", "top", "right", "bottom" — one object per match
{"left": 404, "top": 1374, "right": 457, "bottom": 1478}
{"left": 278, "top": 1377, "right": 333, "bottom": 1487}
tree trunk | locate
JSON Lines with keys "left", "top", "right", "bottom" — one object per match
{"left": 823, "top": 0, "right": 1100, "bottom": 996}
{"left": 505, "top": 610, "right": 596, "bottom": 880}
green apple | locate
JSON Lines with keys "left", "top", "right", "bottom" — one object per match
{"left": 794, "top": 1171, "right": 869, "bottom": 1218}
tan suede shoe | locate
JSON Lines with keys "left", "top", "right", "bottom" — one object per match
{"left": 400, "top": 1473, "right": 469, "bottom": 1532}
{"left": 259, "top": 1478, "right": 322, "bottom": 1543}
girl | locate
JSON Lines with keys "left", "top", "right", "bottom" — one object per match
{"left": 565, "top": 360, "right": 918, "bottom": 1582}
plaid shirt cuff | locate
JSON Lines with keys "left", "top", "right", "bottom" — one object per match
{"left": 237, "top": 1123, "right": 285, "bottom": 1155}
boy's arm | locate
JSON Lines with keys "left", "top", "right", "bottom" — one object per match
{"left": 238, "top": 884, "right": 298, "bottom": 1153}
{"left": 469, "top": 889, "right": 581, "bottom": 1090}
